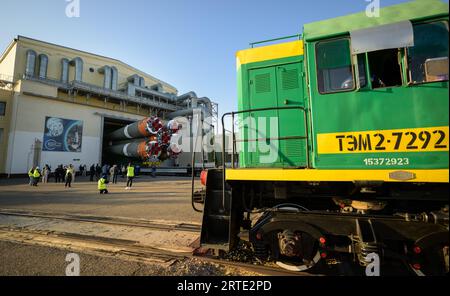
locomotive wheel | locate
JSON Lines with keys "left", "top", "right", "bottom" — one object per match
{"left": 253, "top": 204, "right": 322, "bottom": 272}
{"left": 276, "top": 250, "right": 322, "bottom": 272}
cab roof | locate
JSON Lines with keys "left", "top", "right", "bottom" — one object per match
{"left": 303, "top": 0, "right": 449, "bottom": 41}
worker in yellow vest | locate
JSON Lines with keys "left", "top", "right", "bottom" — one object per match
{"left": 65, "top": 164, "right": 74, "bottom": 188}
{"left": 28, "top": 167, "right": 35, "bottom": 186}
{"left": 125, "top": 163, "right": 135, "bottom": 190}
{"left": 98, "top": 174, "right": 109, "bottom": 194}
{"left": 32, "top": 166, "right": 41, "bottom": 187}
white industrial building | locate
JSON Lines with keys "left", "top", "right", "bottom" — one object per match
{"left": 0, "top": 36, "right": 217, "bottom": 175}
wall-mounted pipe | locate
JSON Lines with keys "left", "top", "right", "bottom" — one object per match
{"left": 197, "top": 97, "right": 213, "bottom": 116}
{"left": 25, "top": 50, "right": 37, "bottom": 77}
{"left": 167, "top": 108, "right": 199, "bottom": 119}
{"left": 70, "top": 57, "right": 83, "bottom": 81}
{"left": 176, "top": 91, "right": 198, "bottom": 107}
{"left": 38, "top": 54, "right": 48, "bottom": 79}
{"left": 61, "top": 58, "right": 69, "bottom": 83}
{"left": 168, "top": 97, "right": 213, "bottom": 119}
{"left": 111, "top": 66, "right": 118, "bottom": 91}
{"left": 98, "top": 66, "right": 112, "bottom": 89}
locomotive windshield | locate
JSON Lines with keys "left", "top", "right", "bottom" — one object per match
{"left": 315, "top": 38, "right": 354, "bottom": 94}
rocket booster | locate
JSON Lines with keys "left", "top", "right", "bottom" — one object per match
{"left": 107, "top": 138, "right": 182, "bottom": 161}
{"left": 107, "top": 116, "right": 182, "bottom": 161}
{"left": 108, "top": 116, "right": 163, "bottom": 140}
{"left": 108, "top": 117, "right": 181, "bottom": 141}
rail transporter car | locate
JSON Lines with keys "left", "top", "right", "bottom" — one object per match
{"left": 193, "top": 0, "right": 449, "bottom": 275}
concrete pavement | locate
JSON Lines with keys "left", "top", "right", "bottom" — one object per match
{"left": 0, "top": 176, "right": 203, "bottom": 223}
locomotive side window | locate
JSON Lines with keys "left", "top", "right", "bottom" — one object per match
{"left": 315, "top": 38, "right": 354, "bottom": 94}
{"left": 408, "top": 21, "right": 449, "bottom": 84}
{"left": 367, "top": 48, "right": 403, "bottom": 88}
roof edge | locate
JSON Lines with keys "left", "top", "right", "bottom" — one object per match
{"left": 0, "top": 38, "right": 18, "bottom": 65}
{"left": 303, "top": 0, "right": 449, "bottom": 41}
{"left": 15, "top": 35, "right": 178, "bottom": 93}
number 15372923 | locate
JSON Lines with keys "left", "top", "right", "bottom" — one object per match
{"left": 363, "top": 158, "right": 409, "bottom": 166}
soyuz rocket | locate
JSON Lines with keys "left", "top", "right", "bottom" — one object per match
{"left": 107, "top": 116, "right": 182, "bottom": 161}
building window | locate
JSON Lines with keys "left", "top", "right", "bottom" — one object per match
{"left": 0, "top": 128, "right": 3, "bottom": 143}
{"left": 38, "top": 54, "right": 49, "bottom": 79}
{"left": 408, "top": 21, "right": 449, "bottom": 84}
{"left": 316, "top": 38, "right": 354, "bottom": 94}
{"left": 25, "top": 50, "right": 37, "bottom": 77}
{"left": 0, "top": 102, "right": 6, "bottom": 116}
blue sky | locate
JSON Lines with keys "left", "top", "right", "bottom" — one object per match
{"left": 0, "top": 0, "right": 442, "bottom": 117}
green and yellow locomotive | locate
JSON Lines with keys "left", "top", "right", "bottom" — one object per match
{"left": 195, "top": 0, "right": 449, "bottom": 275}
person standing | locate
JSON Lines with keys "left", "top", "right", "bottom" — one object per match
{"left": 102, "top": 164, "right": 110, "bottom": 177}
{"left": 79, "top": 165, "right": 84, "bottom": 178}
{"left": 89, "top": 164, "right": 95, "bottom": 182}
{"left": 95, "top": 164, "right": 101, "bottom": 181}
{"left": 72, "top": 166, "right": 77, "bottom": 183}
{"left": 28, "top": 167, "right": 35, "bottom": 186}
{"left": 98, "top": 174, "right": 109, "bottom": 194}
{"left": 135, "top": 165, "right": 140, "bottom": 176}
{"left": 121, "top": 164, "right": 126, "bottom": 178}
{"left": 109, "top": 165, "right": 118, "bottom": 184}
{"left": 42, "top": 165, "right": 47, "bottom": 183}
{"left": 113, "top": 165, "right": 119, "bottom": 184}
{"left": 42, "top": 165, "right": 50, "bottom": 183}
{"left": 125, "top": 163, "right": 135, "bottom": 190}
{"left": 32, "top": 166, "right": 41, "bottom": 186}
{"left": 56, "top": 165, "right": 64, "bottom": 183}
{"left": 65, "top": 164, "right": 74, "bottom": 188}
{"left": 54, "top": 166, "right": 58, "bottom": 183}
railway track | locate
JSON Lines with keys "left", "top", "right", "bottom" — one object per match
{"left": 0, "top": 209, "right": 314, "bottom": 276}
{"left": 0, "top": 208, "right": 201, "bottom": 233}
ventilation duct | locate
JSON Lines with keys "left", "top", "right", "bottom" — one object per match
{"left": 176, "top": 91, "right": 198, "bottom": 107}
{"left": 38, "top": 54, "right": 48, "bottom": 79}
{"left": 111, "top": 66, "right": 118, "bottom": 90}
{"left": 167, "top": 108, "right": 199, "bottom": 119}
{"left": 70, "top": 57, "right": 83, "bottom": 81}
{"left": 128, "top": 74, "right": 140, "bottom": 86}
{"left": 197, "top": 97, "right": 213, "bottom": 116}
{"left": 61, "top": 58, "right": 69, "bottom": 83}
{"left": 98, "top": 66, "right": 112, "bottom": 89}
{"left": 25, "top": 50, "right": 37, "bottom": 77}
{"left": 168, "top": 93, "right": 213, "bottom": 121}
{"left": 151, "top": 83, "right": 162, "bottom": 92}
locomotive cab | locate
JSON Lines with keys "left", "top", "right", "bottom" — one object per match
{"left": 195, "top": 0, "right": 449, "bottom": 275}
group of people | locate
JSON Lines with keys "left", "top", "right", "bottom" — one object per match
{"left": 28, "top": 164, "right": 75, "bottom": 188}
{"left": 88, "top": 164, "right": 139, "bottom": 182}
{"left": 98, "top": 163, "right": 136, "bottom": 194}
{"left": 27, "top": 163, "right": 137, "bottom": 195}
